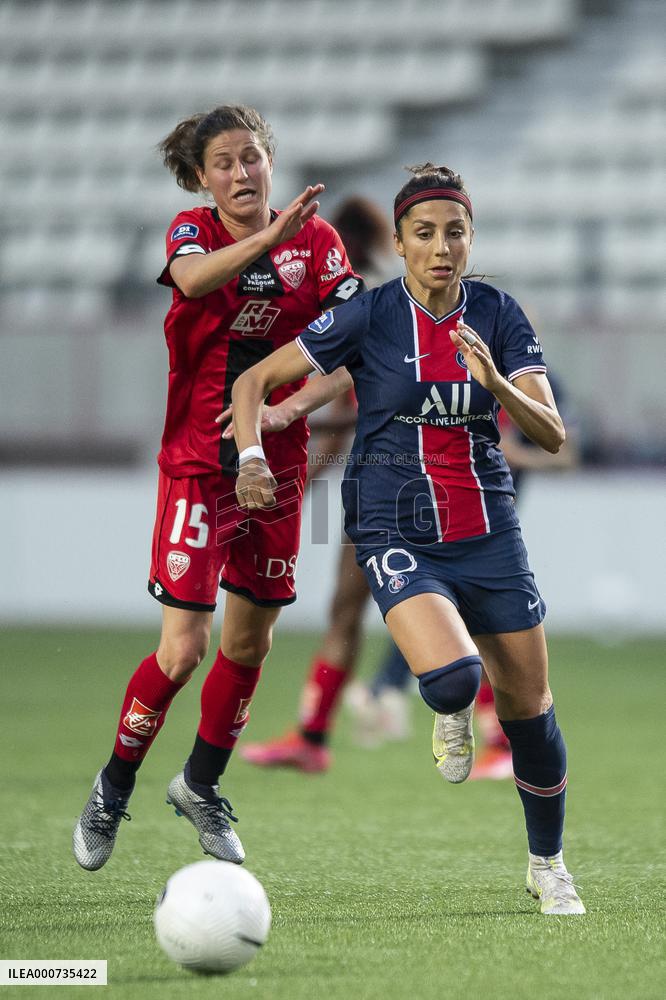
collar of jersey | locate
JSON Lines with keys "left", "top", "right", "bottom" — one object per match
{"left": 400, "top": 277, "right": 467, "bottom": 324}
{"left": 211, "top": 206, "right": 278, "bottom": 234}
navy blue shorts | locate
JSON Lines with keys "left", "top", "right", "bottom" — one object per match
{"left": 356, "top": 527, "right": 545, "bottom": 636}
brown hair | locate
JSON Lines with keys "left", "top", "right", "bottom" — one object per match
{"left": 394, "top": 163, "right": 470, "bottom": 235}
{"left": 330, "top": 196, "right": 393, "bottom": 273}
{"left": 159, "top": 105, "right": 276, "bottom": 193}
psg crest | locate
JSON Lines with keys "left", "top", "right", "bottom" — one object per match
{"left": 388, "top": 573, "right": 410, "bottom": 594}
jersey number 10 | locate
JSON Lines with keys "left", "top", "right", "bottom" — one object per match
{"left": 366, "top": 547, "right": 418, "bottom": 588}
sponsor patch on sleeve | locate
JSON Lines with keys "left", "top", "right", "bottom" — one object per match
{"left": 171, "top": 223, "right": 200, "bottom": 241}
{"left": 174, "top": 243, "right": 206, "bottom": 257}
{"left": 308, "top": 310, "right": 335, "bottom": 334}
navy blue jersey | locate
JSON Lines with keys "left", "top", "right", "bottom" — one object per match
{"left": 296, "top": 278, "right": 546, "bottom": 547}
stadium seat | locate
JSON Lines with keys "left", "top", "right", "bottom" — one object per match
{"left": 1, "top": 0, "right": 664, "bottom": 460}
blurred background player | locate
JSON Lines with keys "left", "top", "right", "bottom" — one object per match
{"left": 72, "top": 105, "right": 363, "bottom": 872}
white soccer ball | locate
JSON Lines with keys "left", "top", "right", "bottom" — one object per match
{"left": 154, "top": 860, "right": 271, "bottom": 974}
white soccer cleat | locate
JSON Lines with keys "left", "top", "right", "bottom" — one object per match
{"left": 376, "top": 687, "right": 412, "bottom": 741}
{"left": 526, "top": 851, "right": 586, "bottom": 915}
{"left": 345, "top": 682, "right": 413, "bottom": 747}
{"left": 432, "top": 702, "right": 475, "bottom": 783}
{"left": 344, "top": 682, "right": 384, "bottom": 747}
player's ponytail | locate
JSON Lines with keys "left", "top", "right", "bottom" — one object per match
{"left": 159, "top": 114, "right": 206, "bottom": 192}
{"left": 159, "top": 106, "right": 276, "bottom": 194}
{"left": 404, "top": 163, "right": 466, "bottom": 188}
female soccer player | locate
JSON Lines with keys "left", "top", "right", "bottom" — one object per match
{"left": 230, "top": 164, "right": 585, "bottom": 915}
{"left": 73, "top": 105, "right": 362, "bottom": 871}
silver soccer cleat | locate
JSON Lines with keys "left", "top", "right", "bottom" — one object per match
{"left": 166, "top": 770, "right": 245, "bottom": 864}
{"left": 432, "top": 702, "right": 475, "bottom": 783}
{"left": 73, "top": 770, "right": 132, "bottom": 871}
{"left": 526, "top": 851, "right": 586, "bottom": 915}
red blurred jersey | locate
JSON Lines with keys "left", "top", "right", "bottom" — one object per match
{"left": 157, "top": 207, "right": 363, "bottom": 478}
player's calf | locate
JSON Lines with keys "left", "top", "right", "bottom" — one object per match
{"left": 500, "top": 705, "right": 567, "bottom": 857}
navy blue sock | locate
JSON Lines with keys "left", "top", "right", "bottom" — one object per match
{"left": 418, "top": 656, "right": 482, "bottom": 714}
{"left": 370, "top": 642, "right": 412, "bottom": 696}
{"left": 500, "top": 705, "right": 567, "bottom": 857}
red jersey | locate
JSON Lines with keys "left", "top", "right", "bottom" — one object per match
{"left": 157, "top": 206, "right": 363, "bottom": 477}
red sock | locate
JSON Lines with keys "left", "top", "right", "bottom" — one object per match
{"left": 299, "top": 657, "right": 349, "bottom": 735}
{"left": 198, "top": 651, "right": 262, "bottom": 749}
{"left": 113, "top": 653, "right": 183, "bottom": 762}
{"left": 476, "top": 680, "right": 510, "bottom": 750}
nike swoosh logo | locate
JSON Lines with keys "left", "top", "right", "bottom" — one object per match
{"left": 528, "top": 598, "right": 540, "bottom": 610}
{"left": 235, "top": 933, "right": 264, "bottom": 947}
{"left": 404, "top": 353, "right": 431, "bottom": 363}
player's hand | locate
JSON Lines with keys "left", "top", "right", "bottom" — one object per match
{"left": 266, "top": 184, "right": 325, "bottom": 247}
{"left": 449, "top": 319, "right": 503, "bottom": 394}
{"left": 236, "top": 457, "right": 278, "bottom": 509}
{"left": 216, "top": 403, "right": 294, "bottom": 439}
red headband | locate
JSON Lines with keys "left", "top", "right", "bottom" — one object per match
{"left": 394, "top": 186, "right": 473, "bottom": 226}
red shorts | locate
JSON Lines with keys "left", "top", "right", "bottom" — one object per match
{"left": 148, "top": 465, "right": 306, "bottom": 611}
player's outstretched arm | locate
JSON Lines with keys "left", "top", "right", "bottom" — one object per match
{"left": 170, "top": 184, "right": 325, "bottom": 299}
{"left": 217, "top": 367, "right": 352, "bottom": 439}
{"left": 451, "top": 321, "right": 565, "bottom": 454}
{"left": 232, "top": 342, "right": 315, "bottom": 509}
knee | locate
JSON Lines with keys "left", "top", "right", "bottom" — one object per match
{"left": 224, "top": 630, "right": 272, "bottom": 666}
{"left": 158, "top": 634, "right": 210, "bottom": 681}
{"left": 418, "top": 655, "right": 483, "bottom": 714}
{"left": 494, "top": 685, "right": 553, "bottom": 721}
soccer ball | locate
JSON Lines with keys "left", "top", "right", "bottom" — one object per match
{"left": 154, "top": 860, "right": 271, "bottom": 974}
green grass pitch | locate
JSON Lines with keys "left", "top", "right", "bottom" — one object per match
{"left": 1, "top": 628, "right": 664, "bottom": 999}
